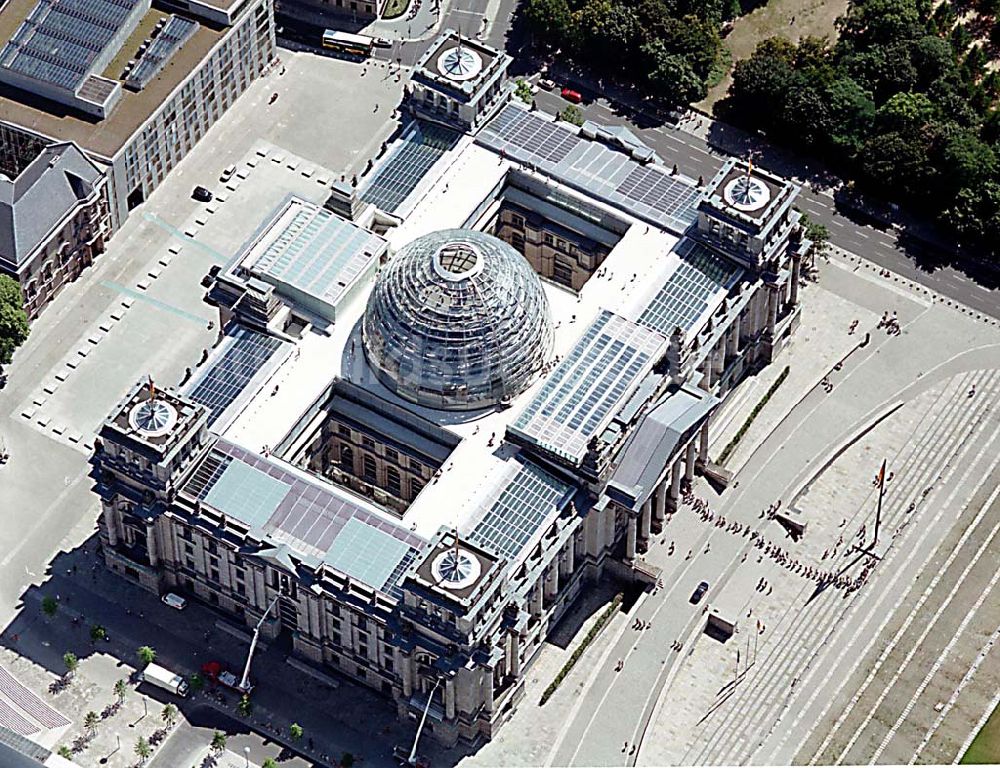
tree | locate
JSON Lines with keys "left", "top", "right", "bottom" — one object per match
{"left": 189, "top": 673, "right": 204, "bottom": 693}
{"left": 83, "top": 711, "right": 99, "bottom": 737}
{"left": 643, "top": 42, "right": 707, "bottom": 105}
{"left": 262, "top": 760, "right": 279, "bottom": 768}
{"left": 161, "top": 703, "right": 178, "bottom": 729}
{"left": 800, "top": 213, "right": 831, "bottom": 263}
{"left": 57, "top": 746, "right": 73, "bottom": 759}
{"left": 341, "top": 753, "right": 356, "bottom": 768}
{"left": 237, "top": 694, "right": 252, "bottom": 718}
{"left": 514, "top": 79, "right": 533, "bottom": 104}
{"left": 211, "top": 730, "right": 227, "bottom": 753}
{"left": 137, "top": 646, "right": 156, "bottom": 666}
{"left": 522, "top": 0, "right": 572, "bottom": 43}
{"left": 114, "top": 678, "right": 128, "bottom": 703}
{"left": 0, "top": 275, "right": 28, "bottom": 367}
{"left": 558, "top": 105, "right": 584, "bottom": 126}
{"left": 134, "top": 736, "right": 151, "bottom": 764}
{"left": 41, "top": 596, "right": 58, "bottom": 618}
{"left": 62, "top": 652, "right": 78, "bottom": 677}
{"left": 289, "top": 723, "right": 304, "bottom": 741}
{"left": 90, "top": 624, "right": 106, "bottom": 643}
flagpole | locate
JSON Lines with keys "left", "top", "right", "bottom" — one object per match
{"left": 874, "top": 458, "right": 886, "bottom": 547}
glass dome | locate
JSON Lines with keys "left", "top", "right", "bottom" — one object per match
{"left": 362, "top": 229, "right": 554, "bottom": 411}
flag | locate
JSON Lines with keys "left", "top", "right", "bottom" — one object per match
{"left": 147, "top": 375, "right": 156, "bottom": 401}
{"left": 876, "top": 459, "right": 886, "bottom": 487}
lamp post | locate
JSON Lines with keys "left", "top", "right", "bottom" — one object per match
{"left": 408, "top": 676, "right": 444, "bottom": 766}
{"left": 239, "top": 595, "right": 280, "bottom": 692}
{"left": 244, "top": 745, "right": 251, "bottom": 767}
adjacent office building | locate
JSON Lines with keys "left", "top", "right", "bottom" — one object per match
{"left": 0, "top": 0, "right": 277, "bottom": 316}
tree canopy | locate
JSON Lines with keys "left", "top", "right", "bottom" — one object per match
{"left": 0, "top": 275, "right": 28, "bottom": 367}
{"left": 520, "top": 0, "right": 727, "bottom": 105}
{"left": 725, "top": 0, "right": 1000, "bottom": 256}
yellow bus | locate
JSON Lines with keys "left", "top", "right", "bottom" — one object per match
{"left": 322, "top": 30, "right": 374, "bottom": 57}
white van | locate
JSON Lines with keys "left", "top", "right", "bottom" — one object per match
{"left": 220, "top": 164, "right": 236, "bottom": 182}
{"left": 141, "top": 663, "right": 189, "bottom": 697}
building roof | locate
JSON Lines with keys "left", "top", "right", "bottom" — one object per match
{"left": 477, "top": 104, "right": 703, "bottom": 235}
{"left": 0, "top": 0, "right": 140, "bottom": 95}
{"left": 0, "top": 140, "right": 101, "bottom": 268}
{"left": 362, "top": 228, "right": 554, "bottom": 411}
{"left": 236, "top": 198, "right": 386, "bottom": 320}
{"left": 182, "top": 439, "right": 427, "bottom": 595}
{"left": 0, "top": 10, "right": 225, "bottom": 159}
{"left": 508, "top": 310, "right": 668, "bottom": 465}
{"left": 607, "top": 383, "right": 718, "bottom": 509}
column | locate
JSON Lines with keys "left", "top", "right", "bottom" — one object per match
{"left": 401, "top": 652, "right": 413, "bottom": 697}
{"left": 532, "top": 583, "right": 544, "bottom": 615}
{"left": 103, "top": 503, "right": 118, "bottom": 547}
{"left": 670, "top": 457, "right": 682, "bottom": 509}
{"left": 790, "top": 251, "right": 802, "bottom": 306}
{"left": 699, "top": 422, "right": 710, "bottom": 464}
{"left": 728, "top": 323, "right": 739, "bottom": 358}
{"left": 655, "top": 481, "right": 667, "bottom": 525}
{"left": 685, "top": 441, "right": 696, "bottom": 481}
{"left": 544, "top": 562, "right": 559, "bottom": 600}
{"left": 714, "top": 340, "right": 725, "bottom": 374}
{"left": 640, "top": 499, "right": 651, "bottom": 542}
{"left": 510, "top": 631, "right": 522, "bottom": 678}
{"left": 565, "top": 536, "right": 575, "bottom": 575}
{"left": 145, "top": 519, "right": 158, "bottom": 568}
{"left": 483, "top": 668, "right": 495, "bottom": 713}
{"left": 625, "top": 515, "right": 637, "bottom": 561}
{"left": 445, "top": 678, "right": 456, "bottom": 720}
{"left": 703, "top": 359, "right": 714, "bottom": 389}
{"left": 767, "top": 288, "right": 778, "bottom": 338}
{"left": 603, "top": 505, "right": 616, "bottom": 553}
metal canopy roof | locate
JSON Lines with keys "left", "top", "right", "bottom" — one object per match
{"left": 636, "top": 238, "right": 743, "bottom": 338}
{"left": 509, "top": 310, "right": 668, "bottom": 464}
{"left": 477, "top": 104, "right": 703, "bottom": 235}
{"left": 184, "top": 441, "right": 426, "bottom": 595}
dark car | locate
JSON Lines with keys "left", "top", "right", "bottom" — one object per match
{"left": 690, "top": 581, "right": 709, "bottom": 604}
{"left": 192, "top": 185, "right": 213, "bottom": 202}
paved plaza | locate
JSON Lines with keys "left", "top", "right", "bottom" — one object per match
{"left": 450, "top": 248, "right": 1000, "bottom": 767}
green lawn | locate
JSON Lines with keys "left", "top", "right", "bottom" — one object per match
{"left": 962, "top": 703, "right": 1000, "bottom": 764}
{"left": 381, "top": 0, "right": 408, "bottom": 20}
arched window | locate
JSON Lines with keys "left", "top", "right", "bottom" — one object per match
{"left": 340, "top": 444, "right": 354, "bottom": 472}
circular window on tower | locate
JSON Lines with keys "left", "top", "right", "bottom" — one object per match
{"left": 723, "top": 175, "right": 771, "bottom": 213}
{"left": 431, "top": 548, "right": 482, "bottom": 590}
{"left": 128, "top": 399, "right": 178, "bottom": 437}
{"left": 436, "top": 46, "right": 483, "bottom": 81}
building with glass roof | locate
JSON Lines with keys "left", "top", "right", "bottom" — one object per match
{"left": 363, "top": 229, "right": 553, "bottom": 411}
{"left": 91, "top": 65, "right": 810, "bottom": 749}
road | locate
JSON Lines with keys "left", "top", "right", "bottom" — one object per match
{"left": 531, "top": 90, "right": 1000, "bottom": 320}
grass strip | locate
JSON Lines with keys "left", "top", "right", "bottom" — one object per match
{"left": 716, "top": 365, "right": 790, "bottom": 466}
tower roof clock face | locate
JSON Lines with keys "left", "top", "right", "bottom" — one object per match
{"left": 723, "top": 175, "right": 771, "bottom": 213}
{"left": 431, "top": 547, "right": 481, "bottom": 589}
{"left": 436, "top": 46, "right": 483, "bottom": 81}
{"left": 128, "top": 399, "right": 178, "bottom": 437}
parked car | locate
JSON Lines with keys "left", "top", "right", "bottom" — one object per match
{"left": 192, "top": 185, "right": 213, "bottom": 202}
{"left": 689, "top": 581, "right": 709, "bottom": 605}
{"left": 373, "top": 36, "right": 392, "bottom": 48}
{"left": 560, "top": 87, "right": 583, "bottom": 104}
{"left": 539, "top": 77, "right": 556, "bottom": 91}
{"left": 219, "top": 164, "right": 236, "bottom": 182}
{"left": 161, "top": 592, "right": 187, "bottom": 610}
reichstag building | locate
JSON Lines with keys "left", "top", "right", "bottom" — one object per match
{"left": 91, "top": 30, "right": 809, "bottom": 748}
